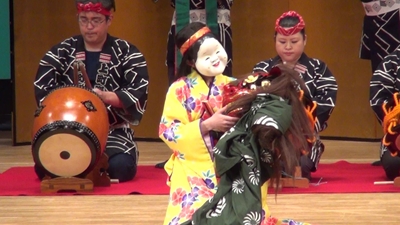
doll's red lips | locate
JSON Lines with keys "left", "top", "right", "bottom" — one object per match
{"left": 213, "top": 62, "right": 220, "bottom": 67}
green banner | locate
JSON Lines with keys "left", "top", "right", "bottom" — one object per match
{"left": 0, "top": 1, "right": 10, "bottom": 80}
{"left": 175, "top": 0, "right": 218, "bottom": 68}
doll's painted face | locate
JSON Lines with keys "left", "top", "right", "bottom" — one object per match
{"left": 195, "top": 37, "right": 228, "bottom": 77}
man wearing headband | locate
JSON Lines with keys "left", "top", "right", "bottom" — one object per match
{"left": 33, "top": 0, "right": 149, "bottom": 182}
{"left": 360, "top": 0, "right": 400, "bottom": 166}
{"left": 253, "top": 11, "right": 338, "bottom": 181}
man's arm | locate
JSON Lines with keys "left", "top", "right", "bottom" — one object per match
{"left": 313, "top": 62, "right": 338, "bottom": 132}
{"left": 112, "top": 42, "right": 149, "bottom": 125}
{"left": 33, "top": 45, "right": 66, "bottom": 106}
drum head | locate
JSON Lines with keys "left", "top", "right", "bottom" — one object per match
{"left": 32, "top": 129, "right": 97, "bottom": 177}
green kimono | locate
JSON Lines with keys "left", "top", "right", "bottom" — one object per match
{"left": 182, "top": 94, "right": 310, "bottom": 225}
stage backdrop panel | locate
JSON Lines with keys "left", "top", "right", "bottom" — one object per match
{"left": 13, "top": 0, "right": 380, "bottom": 144}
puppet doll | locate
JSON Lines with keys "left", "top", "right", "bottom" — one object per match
{"left": 159, "top": 22, "right": 237, "bottom": 225}
{"left": 182, "top": 64, "right": 314, "bottom": 225}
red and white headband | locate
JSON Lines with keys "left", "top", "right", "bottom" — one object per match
{"left": 77, "top": 2, "right": 111, "bottom": 16}
{"left": 275, "top": 11, "right": 305, "bottom": 36}
{"left": 180, "top": 27, "right": 211, "bottom": 55}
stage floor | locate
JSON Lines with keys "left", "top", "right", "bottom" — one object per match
{"left": 0, "top": 132, "right": 398, "bottom": 224}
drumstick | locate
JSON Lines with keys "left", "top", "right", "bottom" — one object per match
{"left": 73, "top": 62, "right": 79, "bottom": 85}
{"left": 111, "top": 179, "right": 119, "bottom": 184}
{"left": 202, "top": 101, "right": 215, "bottom": 116}
{"left": 374, "top": 181, "right": 394, "bottom": 185}
{"left": 77, "top": 61, "right": 93, "bottom": 89}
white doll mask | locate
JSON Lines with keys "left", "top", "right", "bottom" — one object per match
{"left": 195, "top": 37, "right": 228, "bottom": 77}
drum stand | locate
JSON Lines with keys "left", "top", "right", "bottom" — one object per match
{"left": 41, "top": 153, "right": 111, "bottom": 193}
{"left": 269, "top": 166, "right": 309, "bottom": 189}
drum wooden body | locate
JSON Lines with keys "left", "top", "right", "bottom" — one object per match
{"left": 32, "top": 86, "right": 109, "bottom": 178}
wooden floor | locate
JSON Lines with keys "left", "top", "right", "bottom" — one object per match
{"left": 0, "top": 131, "right": 399, "bottom": 225}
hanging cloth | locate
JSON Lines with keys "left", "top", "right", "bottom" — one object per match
{"left": 175, "top": 0, "right": 218, "bottom": 70}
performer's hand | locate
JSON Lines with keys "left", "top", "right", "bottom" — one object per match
{"left": 93, "top": 88, "right": 123, "bottom": 108}
{"left": 202, "top": 106, "right": 239, "bottom": 133}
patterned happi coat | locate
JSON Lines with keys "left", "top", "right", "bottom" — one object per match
{"left": 34, "top": 34, "right": 149, "bottom": 157}
{"left": 181, "top": 94, "right": 311, "bottom": 225}
{"left": 359, "top": 0, "right": 400, "bottom": 73}
{"left": 253, "top": 53, "right": 338, "bottom": 171}
{"left": 159, "top": 70, "right": 234, "bottom": 225}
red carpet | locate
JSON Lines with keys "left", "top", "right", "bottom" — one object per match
{"left": 0, "top": 165, "right": 170, "bottom": 196}
{"left": 0, "top": 161, "right": 399, "bottom": 196}
{"left": 272, "top": 160, "right": 400, "bottom": 194}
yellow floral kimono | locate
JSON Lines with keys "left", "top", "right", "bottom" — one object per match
{"left": 159, "top": 70, "right": 234, "bottom": 225}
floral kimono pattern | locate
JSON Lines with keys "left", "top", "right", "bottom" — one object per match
{"left": 159, "top": 70, "right": 234, "bottom": 225}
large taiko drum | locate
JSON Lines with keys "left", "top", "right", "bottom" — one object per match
{"left": 31, "top": 85, "right": 109, "bottom": 178}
